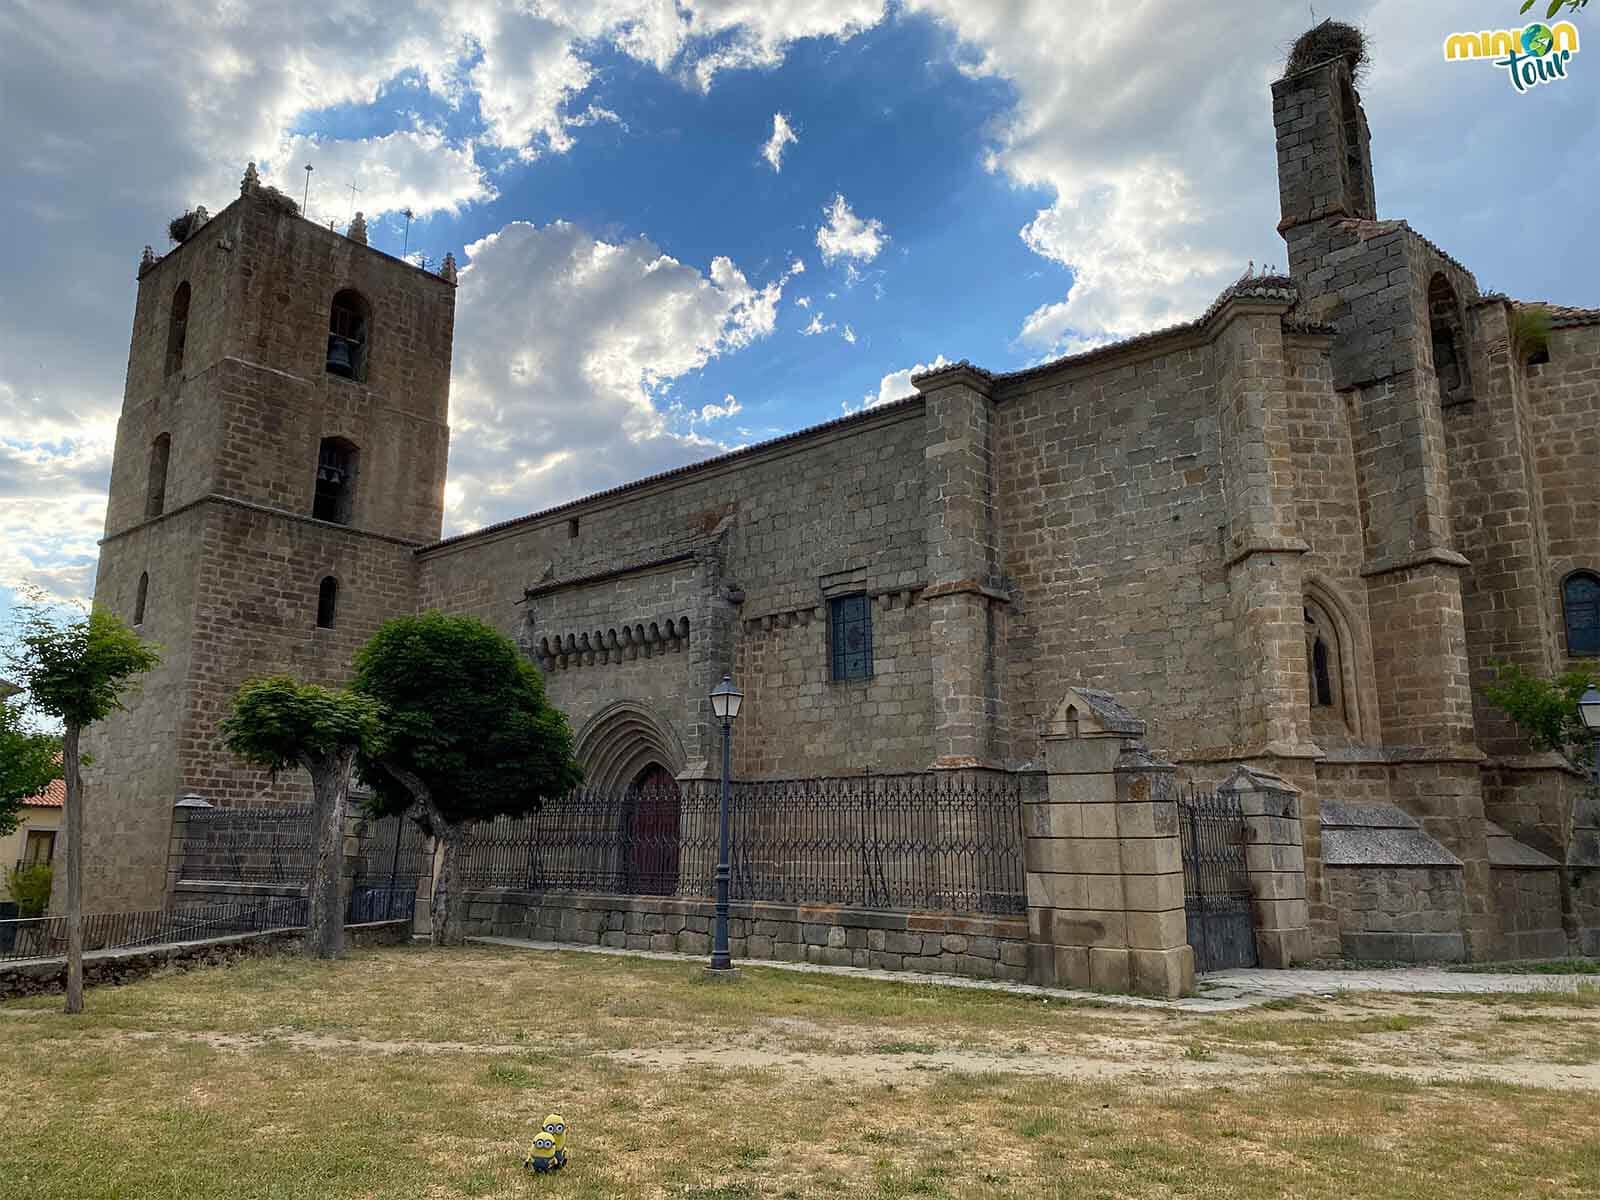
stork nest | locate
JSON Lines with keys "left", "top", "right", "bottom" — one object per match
{"left": 167, "top": 210, "right": 201, "bottom": 244}
{"left": 256, "top": 184, "right": 301, "bottom": 216}
{"left": 1286, "top": 19, "right": 1370, "bottom": 80}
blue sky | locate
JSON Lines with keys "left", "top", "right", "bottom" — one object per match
{"left": 1, "top": 0, "right": 1597, "bottom": 624}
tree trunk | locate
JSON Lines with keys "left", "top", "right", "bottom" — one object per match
{"left": 62, "top": 724, "right": 83, "bottom": 1015}
{"left": 303, "top": 748, "right": 355, "bottom": 959}
{"left": 432, "top": 820, "right": 465, "bottom": 947}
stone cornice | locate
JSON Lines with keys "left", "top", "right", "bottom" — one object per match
{"left": 910, "top": 360, "right": 995, "bottom": 396}
{"left": 522, "top": 550, "right": 699, "bottom": 600}
{"left": 920, "top": 579, "right": 1012, "bottom": 605}
{"left": 97, "top": 493, "right": 427, "bottom": 549}
{"left": 1359, "top": 547, "right": 1471, "bottom": 578}
{"left": 1224, "top": 538, "right": 1312, "bottom": 569}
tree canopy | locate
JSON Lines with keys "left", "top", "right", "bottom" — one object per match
{"left": 1481, "top": 663, "right": 1597, "bottom": 773}
{"left": 220, "top": 676, "right": 382, "bottom": 774}
{"left": 352, "top": 612, "right": 582, "bottom": 828}
{"left": 6, "top": 604, "right": 161, "bottom": 730}
{"left": 0, "top": 699, "right": 61, "bottom": 837}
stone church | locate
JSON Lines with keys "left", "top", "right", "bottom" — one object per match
{"left": 80, "top": 40, "right": 1600, "bottom": 987}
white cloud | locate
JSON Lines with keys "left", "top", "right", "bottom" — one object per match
{"left": 802, "top": 313, "right": 836, "bottom": 336}
{"left": 762, "top": 112, "right": 799, "bottom": 172}
{"left": 844, "top": 354, "right": 950, "bottom": 414}
{"left": 842, "top": 324, "right": 857, "bottom": 345}
{"left": 264, "top": 127, "right": 493, "bottom": 225}
{"left": 816, "top": 194, "right": 887, "bottom": 265}
{"left": 445, "top": 221, "right": 790, "bottom": 532}
{"left": 795, "top": 296, "right": 811, "bottom": 309}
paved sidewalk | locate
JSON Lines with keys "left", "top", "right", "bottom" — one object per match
{"left": 470, "top": 936, "right": 1600, "bottom": 1013}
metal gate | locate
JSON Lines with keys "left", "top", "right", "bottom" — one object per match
{"left": 348, "top": 814, "right": 432, "bottom": 924}
{"left": 1178, "top": 790, "right": 1257, "bottom": 973}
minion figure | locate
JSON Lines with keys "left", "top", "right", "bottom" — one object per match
{"left": 524, "top": 1131, "right": 559, "bottom": 1174}
{"left": 541, "top": 1113, "right": 569, "bottom": 1170}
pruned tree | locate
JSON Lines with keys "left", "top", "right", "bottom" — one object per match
{"left": 1482, "top": 663, "right": 1597, "bottom": 775}
{"left": 219, "top": 676, "right": 381, "bottom": 959}
{"left": 0, "top": 697, "right": 61, "bottom": 837}
{"left": 4, "top": 599, "right": 160, "bottom": 1014}
{"left": 351, "top": 612, "right": 582, "bottom": 946}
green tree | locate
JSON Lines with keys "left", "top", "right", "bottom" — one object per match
{"left": 351, "top": 612, "right": 582, "bottom": 946}
{"left": 1481, "top": 663, "right": 1596, "bottom": 774}
{"left": 0, "top": 698, "right": 61, "bottom": 836}
{"left": 219, "top": 677, "right": 382, "bottom": 959}
{"left": 1522, "top": 1, "right": 1588, "bottom": 17}
{"left": 5, "top": 600, "right": 160, "bottom": 1013}
{"left": 5, "top": 862, "right": 54, "bottom": 918}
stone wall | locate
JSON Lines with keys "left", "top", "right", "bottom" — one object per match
{"left": 1322, "top": 865, "right": 1467, "bottom": 962}
{"left": 1489, "top": 867, "right": 1566, "bottom": 961}
{"left": 0, "top": 920, "right": 410, "bottom": 1001}
{"left": 418, "top": 402, "right": 932, "bottom": 778}
{"left": 460, "top": 891, "right": 1030, "bottom": 982}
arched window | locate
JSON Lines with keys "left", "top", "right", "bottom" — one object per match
{"left": 1564, "top": 572, "right": 1600, "bottom": 657}
{"left": 1304, "top": 599, "right": 1347, "bottom": 721}
{"left": 326, "top": 290, "right": 370, "bottom": 381}
{"left": 145, "top": 433, "right": 171, "bottom": 519}
{"left": 1428, "top": 273, "right": 1473, "bottom": 407}
{"left": 166, "top": 282, "right": 190, "bottom": 376}
{"left": 316, "top": 576, "right": 338, "bottom": 629}
{"left": 134, "top": 571, "right": 149, "bottom": 627}
{"left": 313, "top": 437, "right": 358, "bottom": 525}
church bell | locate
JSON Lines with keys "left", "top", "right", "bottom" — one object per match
{"left": 326, "top": 335, "right": 355, "bottom": 377}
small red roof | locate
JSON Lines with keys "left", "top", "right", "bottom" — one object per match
{"left": 22, "top": 778, "right": 64, "bottom": 808}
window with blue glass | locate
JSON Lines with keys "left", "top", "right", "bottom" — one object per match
{"left": 1564, "top": 572, "right": 1600, "bottom": 657}
{"left": 829, "top": 594, "right": 873, "bottom": 681}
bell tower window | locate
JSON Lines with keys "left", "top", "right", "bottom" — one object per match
{"left": 166, "top": 282, "right": 190, "bottom": 376}
{"left": 316, "top": 576, "right": 339, "bottom": 629}
{"left": 145, "top": 433, "right": 171, "bottom": 519}
{"left": 326, "top": 289, "right": 370, "bottom": 381}
{"left": 313, "top": 437, "right": 358, "bottom": 525}
{"left": 1428, "top": 274, "right": 1473, "bottom": 407}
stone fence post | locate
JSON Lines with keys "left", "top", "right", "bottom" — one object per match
{"left": 1219, "top": 765, "right": 1310, "bottom": 967}
{"left": 165, "top": 793, "right": 213, "bottom": 906}
{"left": 1027, "top": 688, "right": 1194, "bottom": 998}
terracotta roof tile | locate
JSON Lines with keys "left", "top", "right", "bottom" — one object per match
{"left": 22, "top": 778, "right": 64, "bottom": 808}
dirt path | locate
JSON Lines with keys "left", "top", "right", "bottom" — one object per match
{"left": 36, "top": 1020, "right": 1586, "bottom": 1094}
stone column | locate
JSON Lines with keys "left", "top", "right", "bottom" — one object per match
{"left": 1220, "top": 766, "right": 1310, "bottom": 967}
{"left": 164, "top": 793, "right": 213, "bottom": 906}
{"left": 915, "top": 362, "right": 1004, "bottom": 768}
{"left": 1027, "top": 688, "right": 1193, "bottom": 999}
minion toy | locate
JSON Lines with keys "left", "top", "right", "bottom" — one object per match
{"left": 541, "top": 1113, "right": 569, "bottom": 1170}
{"left": 524, "top": 1131, "right": 559, "bottom": 1174}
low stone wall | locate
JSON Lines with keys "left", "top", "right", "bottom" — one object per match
{"left": 1490, "top": 867, "right": 1567, "bottom": 961}
{"left": 1322, "top": 865, "right": 1467, "bottom": 962}
{"left": 172, "top": 880, "right": 307, "bottom": 905}
{"left": 462, "top": 890, "right": 1030, "bottom": 982}
{"left": 0, "top": 920, "right": 410, "bottom": 1000}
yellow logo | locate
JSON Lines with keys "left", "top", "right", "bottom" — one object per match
{"left": 1444, "top": 20, "right": 1580, "bottom": 91}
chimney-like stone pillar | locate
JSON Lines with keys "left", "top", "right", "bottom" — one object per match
{"left": 1219, "top": 765, "right": 1311, "bottom": 967}
{"left": 1028, "top": 688, "right": 1194, "bottom": 998}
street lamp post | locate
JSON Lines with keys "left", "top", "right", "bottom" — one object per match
{"left": 1579, "top": 687, "right": 1600, "bottom": 788}
{"left": 708, "top": 674, "right": 744, "bottom": 973}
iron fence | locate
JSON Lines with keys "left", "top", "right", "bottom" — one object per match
{"left": 1178, "top": 788, "right": 1257, "bottom": 973}
{"left": 347, "top": 813, "right": 432, "bottom": 924}
{"left": 178, "top": 804, "right": 315, "bottom": 884}
{"left": 0, "top": 896, "right": 309, "bottom": 964}
{"left": 456, "top": 771, "right": 1027, "bottom": 916}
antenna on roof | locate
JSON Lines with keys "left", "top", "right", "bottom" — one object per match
{"left": 401, "top": 207, "right": 416, "bottom": 258}
{"left": 346, "top": 179, "right": 362, "bottom": 221}
{"left": 302, "top": 164, "right": 314, "bottom": 214}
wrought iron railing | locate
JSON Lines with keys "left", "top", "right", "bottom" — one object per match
{"left": 456, "top": 772, "right": 1027, "bottom": 916}
{"left": 1177, "top": 788, "right": 1257, "bottom": 973}
{"left": 346, "top": 813, "right": 431, "bottom": 924}
{"left": 0, "top": 897, "right": 310, "bottom": 964}
{"left": 178, "top": 804, "right": 315, "bottom": 884}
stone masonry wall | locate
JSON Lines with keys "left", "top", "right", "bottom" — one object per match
{"left": 1322, "top": 864, "right": 1467, "bottom": 962}
{"left": 418, "top": 403, "right": 930, "bottom": 779}
{"left": 1489, "top": 867, "right": 1566, "bottom": 961}
{"left": 461, "top": 890, "right": 1030, "bottom": 982}
{"left": 993, "top": 337, "right": 1239, "bottom": 765}
{"left": 1525, "top": 320, "right": 1600, "bottom": 671}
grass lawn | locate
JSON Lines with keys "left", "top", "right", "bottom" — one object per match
{"left": 2, "top": 944, "right": 1598, "bottom": 1198}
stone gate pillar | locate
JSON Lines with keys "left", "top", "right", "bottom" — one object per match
{"left": 1219, "top": 766, "right": 1311, "bottom": 967}
{"left": 1027, "top": 688, "right": 1194, "bottom": 998}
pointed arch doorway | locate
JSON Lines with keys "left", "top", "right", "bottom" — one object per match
{"left": 625, "top": 763, "right": 681, "bottom": 896}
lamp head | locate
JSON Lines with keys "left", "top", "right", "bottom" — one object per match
{"left": 709, "top": 674, "right": 743, "bottom": 721}
{"left": 1579, "top": 686, "right": 1600, "bottom": 734}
